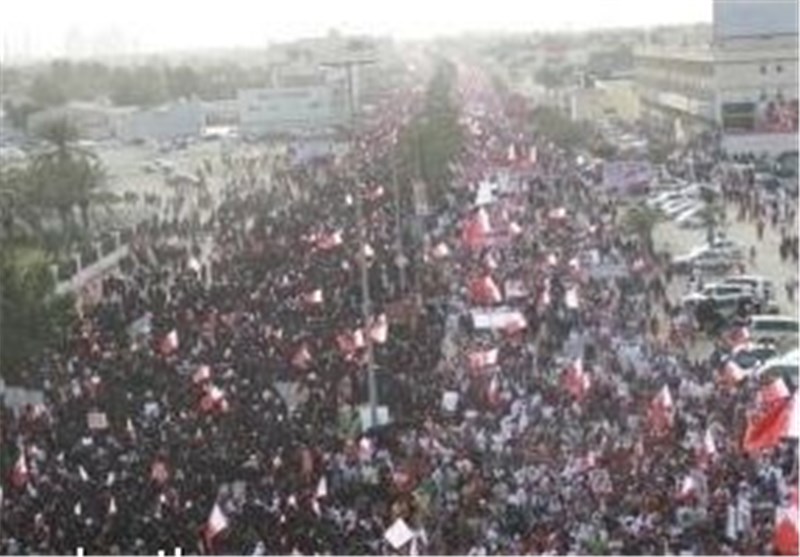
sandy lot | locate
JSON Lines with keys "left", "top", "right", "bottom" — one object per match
{"left": 653, "top": 204, "right": 799, "bottom": 318}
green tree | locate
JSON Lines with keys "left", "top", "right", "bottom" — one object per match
{"left": 621, "top": 205, "right": 662, "bottom": 255}
{"left": 0, "top": 245, "right": 76, "bottom": 385}
{"left": 29, "top": 118, "right": 108, "bottom": 242}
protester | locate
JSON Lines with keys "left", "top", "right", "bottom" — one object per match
{"left": 1, "top": 69, "right": 796, "bottom": 557}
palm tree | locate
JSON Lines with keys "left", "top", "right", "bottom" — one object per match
{"left": 29, "top": 117, "right": 107, "bottom": 242}
{"left": 698, "top": 188, "right": 726, "bottom": 243}
{"left": 621, "top": 205, "right": 662, "bottom": 254}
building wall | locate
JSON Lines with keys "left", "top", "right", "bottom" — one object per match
{"left": 238, "top": 84, "right": 346, "bottom": 136}
{"left": 119, "top": 102, "right": 206, "bottom": 142}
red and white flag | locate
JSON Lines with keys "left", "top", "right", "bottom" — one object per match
{"left": 677, "top": 474, "right": 699, "bottom": 501}
{"left": 203, "top": 503, "right": 230, "bottom": 548}
{"left": 773, "top": 488, "right": 799, "bottom": 555}
{"left": 648, "top": 386, "right": 675, "bottom": 433}
{"left": 562, "top": 358, "right": 591, "bottom": 400}
{"left": 757, "top": 377, "right": 791, "bottom": 410}
{"left": 200, "top": 385, "right": 229, "bottom": 414}
{"left": 193, "top": 365, "right": 212, "bottom": 385}
{"left": 468, "top": 348, "right": 499, "bottom": 370}
{"left": 11, "top": 452, "right": 29, "bottom": 488}
{"left": 548, "top": 207, "right": 567, "bottom": 220}
{"left": 529, "top": 146, "right": 538, "bottom": 165}
{"left": 304, "top": 289, "right": 324, "bottom": 305}
{"left": 469, "top": 275, "right": 503, "bottom": 305}
{"left": 462, "top": 208, "right": 492, "bottom": 250}
{"left": 317, "top": 231, "right": 343, "bottom": 250}
{"left": 507, "top": 143, "right": 517, "bottom": 162}
{"left": 160, "top": 330, "right": 179, "bottom": 355}
{"left": 291, "top": 343, "right": 313, "bottom": 370}
{"left": 368, "top": 314, "right": 389, "bottom": 344}
{"left": 743, "top": 394, "right": 797, "bottom": 454}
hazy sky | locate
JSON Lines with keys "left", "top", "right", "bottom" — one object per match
{"left": 2, "top": 0, "right": 711, "bottom": 60}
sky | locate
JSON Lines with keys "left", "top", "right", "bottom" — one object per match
{"left": 1, "top": 0, "right": 712, "bottom": 61}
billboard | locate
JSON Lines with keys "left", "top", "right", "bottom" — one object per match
{"left": 714, "top": 0, "right": 798, "bottom": 40}
{"left": 602, "top": 161, "right": 655, "bottom": 194}
{"left": 722, "top": 98, "right": 799, "bottom": 133}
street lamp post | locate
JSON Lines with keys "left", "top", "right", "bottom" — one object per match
{"left": 320, "top": 55, "right": 379, "bottom": 428}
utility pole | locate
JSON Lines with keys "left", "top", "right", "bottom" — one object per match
{"left": 390, "top": 137, "right": 407, "bottom": 295}
{"left": 320, "top": 55, "right": 378, "bottom": 428}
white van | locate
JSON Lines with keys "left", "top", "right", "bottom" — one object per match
{"left": 749, "top": 315, "right": 799, "bottom": 350}
{"left": 757, "top": 349, "right": 799, "bottom": 389}
{"left": 722, "top": 275, "right": 775, "bottom": 303}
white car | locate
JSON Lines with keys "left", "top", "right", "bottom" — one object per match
{"left": 646, "top": 191, "right": 685, "bottom": 209}
{"left": 662, "top": 198, "right": 702, "bottom": 218}
{"left": 722, "top": 275, "right": 775, "bottom": 302}
{"left": 672, "top": 247, "right": 739, "bottom": 273}
{"left": 681, "top": 283, "right": 755, "bottom": 307}
{"left": 675, "top": 208, "right": 706, "bottom": 229}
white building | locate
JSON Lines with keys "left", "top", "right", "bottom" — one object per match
{"left": 237, "top": 78, "right": 347, "bottom": 137}
{"left": 635, "top": 0, "right": 798, "bottom": 156}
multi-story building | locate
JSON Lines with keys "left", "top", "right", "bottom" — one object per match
{"left": 635, "top": 0, "right": 798, "bottom": 156}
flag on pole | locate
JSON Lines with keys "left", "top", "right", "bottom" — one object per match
{"left": 562, "top": 358, "right": 591, "bottom": 400}
{"left": 469, "top": 275, "right": 503, "bottom": 305}
{"left": 193, "top": 365, "right": 212, "bottom": 385}
{"left": 304, "top": 289, "right": 324, "bottom": 305}
{"left": 648, "top": 386, "right": 675, "bottom": 433}
{"left": 200, "top": 385, "right": 229, "bottom": 414}
{"left": 368, "top": 314, "right": 389, "bottom": 344}
{"left": 11, "top": 452, "right": 29, "bottom": 488}
{"left": 160, "top": 330, "right": 179, "bottom": 355}
{"left": 757, "top": 377, "right": 791, "bottom": 409}
{"left": 202, "top": 503, "right": 230, "bottom": 550}
{"left": 743, "top": 395, "right": 794, "bottom": 454}
{"left": 291, "top": 344, "right": 313, "bottom": 370}
{"left": 317, "top": 231, "right": 343, "bottom": 250}
{"left": 773, "top": 488, "right": 799, "bottom": 555}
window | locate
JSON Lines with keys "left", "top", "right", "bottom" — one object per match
{"left": 776, "top": 64, "right": 783, "bottom": 73}
{"left": 760, "top": 65, "right": 767, "bottom": 75}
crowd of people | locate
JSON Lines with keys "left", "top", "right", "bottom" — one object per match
{"left": 1, "top": 63, "right": 797, "bottom": 556}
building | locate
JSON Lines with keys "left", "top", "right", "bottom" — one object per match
{"left": 27, "top": 102, "right": 136, "bottom": 141}
{"left": 634, "top": 47, "right": 716, "bottom": 141}
{"left": 569, "top": 78, "right": 641, "bottom": 123}
{"left": 635, "top": 0, "right": 798, "bottom": 155}
{"left": 119, "top": 100, "right": 206, "bottom": 142}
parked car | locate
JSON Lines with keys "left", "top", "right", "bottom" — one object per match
{"left": 721, "top": 275, "right": 775, "bottom": 303}
{"left": 748, "top": 315, "right": 799, "bottom": 351}
{"left": 671, "top": 247, "right": 739, "bottom": 274}
{"left": 662, "top": 198, "right": 702, "bottom": 218}
{"left": 756, "top": 349, "right": 799, "bottom": 390}
{"left": 674, "top": 205, "right": 705, "bottom": 228}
